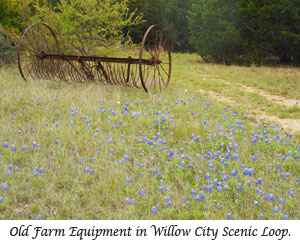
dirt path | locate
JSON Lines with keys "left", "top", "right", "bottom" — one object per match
{"left": 197, "top": 88, "right": 300, "bottom": 134}
{"left": 207, "top": 77, "right": 299, "bottom": 108}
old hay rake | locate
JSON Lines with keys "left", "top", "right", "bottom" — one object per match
{"left": 17, "top": 23, "right": 171, "bottom": 93}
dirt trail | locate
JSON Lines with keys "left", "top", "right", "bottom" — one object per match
{"left": 197, "top": 88, "right": 300, "bottom": 134}
{"left": 207, "top": 77, "right": 299, "bottom": 108}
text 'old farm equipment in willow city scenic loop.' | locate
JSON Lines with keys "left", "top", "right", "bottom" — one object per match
{"left": 17, "top": 23, "right": 172, "bottom": 93}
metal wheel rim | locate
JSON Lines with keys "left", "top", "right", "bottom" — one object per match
{"left": 17, "top": 23, "right": 60, "bottom": 82}
{"left": 139, "top": 25, "right": 172, "bottom": 93}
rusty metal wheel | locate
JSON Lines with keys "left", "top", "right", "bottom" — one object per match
{"left": 17, "top": 23, "right": 60, "bottom": 82}
{"left": 139, "top": 25, "right": 172, "bottom": 93}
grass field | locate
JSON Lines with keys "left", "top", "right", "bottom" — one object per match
{"left": 0, "top": 53, "right": 299, "bottom": 220}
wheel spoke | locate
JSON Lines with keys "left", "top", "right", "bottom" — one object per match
{"left": 158, "top": 39, "right": 166, "bottom": 56}
{"left": 156, "top": 65, "right": 162, "bottom": 92}
{"left": 160, "top": 64, "right": 169, "bottom": 76}
{"left": 143, "top": 65, "right": 152, "bottom": 86}
{"left": 157, "top": 65, "right": 166, "bottom": 87}
{"left": 153, "top": 28, "right": 158, "bottom": 58}
{"left": 37, "top": 24, "right": 40, "bottom": 51}
{"left": 24, "top": 34, "right": 36, "bottom": 53}
{"left": 146, "top": 48, "right": 155, "bottom": 58}
{"left": 30, "top": 27, "right": 39, "bottom": 51}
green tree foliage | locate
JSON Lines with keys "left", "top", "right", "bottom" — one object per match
{"left": 128, "top": 0, "right": 196, "bottom": 52}
{"left": 165, "top": 0, "right": 197, "bottom": 51}
{"left": 238, "top": 0, "right": 300, "bottom": 64}
{"left": 0, "top": 0, "right": 24, "bottom": 31}
{"left": 128, "top": 0, "right": 167, "bottom": 44}
{"left": 28, "top": 0, "right": 143, "bottom": 55}
{"left": 0, "top": 0, "right": 23, "bottom": 64}
{"left": 0, "top": 0, "right": 142, "bottom": 56}
{"left": 1, "top": 0, "right": 299, "bottom": 65}
{"left": 188, "top": 0, "right": 244, "bottom": 64}
{"left": 188, "top": 0, "right": 300, "bottom": 65}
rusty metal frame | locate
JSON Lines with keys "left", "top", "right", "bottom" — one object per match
{"left": 17, "top": 23, "right": 172, "bottom": 93}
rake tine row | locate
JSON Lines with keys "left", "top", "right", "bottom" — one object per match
{"left": 18, "top": 23, "right": 172, "bottom": 93}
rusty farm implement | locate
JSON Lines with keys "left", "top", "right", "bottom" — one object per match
{"left": 17, "top": 23, "right": 172, "bottom": 93}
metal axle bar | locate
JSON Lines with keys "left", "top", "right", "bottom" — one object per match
{"left": 36, "top": 52, "right": 158, "bottom": 65}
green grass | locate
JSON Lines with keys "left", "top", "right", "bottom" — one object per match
{"left": 187, "top": 57, "right": 300, "bottom": 99}
{"left": 0, "top": 53, "right": 299, "bottom": 220}
{"left": 171, "top": 53, "right": 300, "bottom": 120}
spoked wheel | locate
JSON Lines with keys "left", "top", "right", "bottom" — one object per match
{"left": 139, "top": 25, "right": 172, "bottom": 93}
{"left": 17, "top": 23, "right": 60, "bottom": 82}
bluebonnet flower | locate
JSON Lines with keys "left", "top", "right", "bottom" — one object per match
{"left": 204, "top": 173, "right": 210, "bottom": 181}
{"left": 232, "top": 154, "right": 239, "bottom": 160}
{"left": 273, "top": 206, "right": 279, "bottom": 213}
{"left": 181, "top": 195, "right": 187, "bottom": 201}
{"left": 151, "top": 207, "right": 157, "bottom": 214}
{"left": 2, "top": 183, "right": 8, "bottom": 190}
{"left": 11, "top": 145, "right": 16, "bottom": 152}
{"left": 276, "top": 163, "right": 281, "bottom": 169}
{"left": 236, "top": 184, "right": 243, "bottom": 192}
{"left": 226, "top": 214, "right": 232, "bottom": 220}
{"left": 126, "top": 178, "right": 131, "bottom": 183}
{"left": 21, "top": 146, "right": 28, "bottom": 151}
{"left": 0, "top": 197, "right": 4, "bottom": 203}
{"left": 190, "top": 189, "right": 197, "bottom": 195}
{"left": 140, "top": 189, "right": 146, "bottom": 197}
{"left": 164, "top": 196, "right": 170, "bottom": 202}
{"left": 257, "top": 178, "right": 262, "bottom": 185}
{"left": 283, "top": 215, "right": 288, "bottom": 220}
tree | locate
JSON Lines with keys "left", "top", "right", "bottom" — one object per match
{"left": 0, "top": 0, "right": 24, "bottom": 64}
{"left": 0, "top": 0, "right": 142, "bottom": 55}
{"left": 29, "top": 0, "right": 143, "bottom": 55}
{"left": 188, "top": 0, "right": 244, "bottom": 64}
{"left": 128, "top": 0, "right": 196, "bottom": 52}
{"left": 238, "top": 0, "right": 300, "bottom": 64}
{"left": 188, "top": 0, "right": 300, "bottom": 65}
{"left": 164, "top": 0, "right": 197, "bottom": 52}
